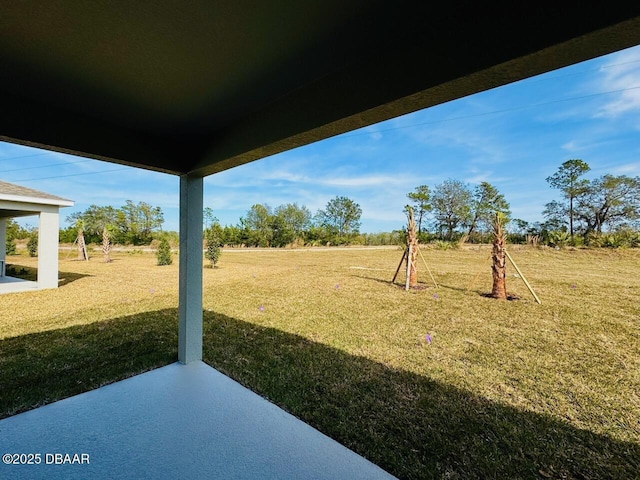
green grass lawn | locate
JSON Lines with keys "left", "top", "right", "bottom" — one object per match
{"left": 1, "top": 246, "right": 639, "bottom": 479}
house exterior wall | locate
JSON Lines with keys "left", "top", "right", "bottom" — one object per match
{"left": 37, "top": 210, "right": 60, "bottom": 289}
{"left": 0, "top": 195, "right": 65, "bottom": 290}
{"left": 0, "top": 199, "right": 63, "bottom": 212}
{"left": 0, "top": 218, "right": 6, "bottom": 276}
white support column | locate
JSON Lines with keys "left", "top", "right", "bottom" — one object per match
{"left": 38, "top": 209, "right": 60, "bottom": 289}
{"left": 0, "top": 218, "right": 6, "bottom": 277}
{"left": 179, "top": 174, "right": 204, "bottom": 364}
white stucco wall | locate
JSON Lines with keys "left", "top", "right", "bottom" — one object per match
{"left": 37, "top": 209, "right": 60, "bottom": 289}
{"left": 0, "top": 218, "right": 6, "bottom": 276}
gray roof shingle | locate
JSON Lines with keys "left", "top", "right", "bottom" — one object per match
{"left": 0, "top": 180, "right": 73, "bottom": 204}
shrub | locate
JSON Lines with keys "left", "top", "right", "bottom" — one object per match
{"left": 205, "top": 230, "right": 222, "bottom": 268}
{"left": 431, "top": 240, "right": 459, "bottom": 250}
{"left": 602, "top": 234, "right": 623, "bottom": 248}
{"left": 611, "top": 228, "right": 640, "bottom": 248}
{"left": 5, "top": 239, "right": 16, "bottom": 255}
{"left": 547, "top": 230, "right": 570, "bottom": 248}
{"left": 27, "top": 232, "right": 38, "bottom": 257}
{"left": 156, "top": 238, "right": 172, "bottom": 266}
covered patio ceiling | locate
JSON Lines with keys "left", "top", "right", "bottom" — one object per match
{"left": 1, "top": 3, "right": 639, "bottom": 177}
{"left": 1, "top": 5, "right": 640, "bottom": 477}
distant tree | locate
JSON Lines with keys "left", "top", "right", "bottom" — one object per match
{"left": 242, "top": 204, "right": 273, "bottom": 247}
{"left": 407, "top": 185, "right": 431, "bottom": 234}
{"left": 511, "top": 219, "right": 530, "bottom": 235}
{"left": 68, "top": 202, "right": 164, "bottom": 246}
{"left": 542, "top": 200, "right": 568, "bottom": 232}
{"left": 204, "top": 218, "right": 223, "bottom": 266}
{"left": 304, "top": 224, "right": 333, "bottom": 246}
{"left": 6, "top": 218, "right": 28, "bottom": 240}
{"left": 203, "top": 207, "right": 216, "bottom": 230}
{"left": 268, "top": 214, "right": 294, "bottom": 247}
{"left": 27, "top": 229, "right": 38, "bottom": 257}
{"left": 117, "top": 200, "right": 164, "bottom": 245}
{"left": 574, "top": 174, "right": 640, "bottom": 235}
{"left": 156, "top": 237, "right": 173, "bottom": 266}
{"left": 5, "top": 237, "right": 16, "bottom": 255}
{"left": 69, "top": 206, "right": 118, "bottom": 261}
{"left": 316, "top": 196, "right": 362, "bottom": 238}
{"left": 274, "top": 203, "right": 312, "bottom": 239}
{"left": 5, "top": 219, "right": 21, "bottom": 255}
{"left": 431, "top": 179, "right": 472, "bottom": 240}
{"left": 546, "top": 159, "right": 591, "bottom": 240}
{"left": 467, "top": 182, "right": 511, "bottom": 238}
{"left": 69, "top": 206, "right": 118, "bottom": 243}
{"left": 221, "top": 225, "right": 242, "bottom": 246}
{"left": 59, "top": 225, "right": 79, "bottom": 244}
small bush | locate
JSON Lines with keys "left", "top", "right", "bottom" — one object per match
{"left": 156, "top": 238, "right": 172, "bottom": 266}
{"left": 205, "top": 235, "right": 222, "bottom": 268}
{"left": 431, "top": 240, "right": 459, "bottom": 250}
{"left": 5, "top": 239, "right": 16, "bottom": 255}
{"left": 27, "top": 232, "right": 38, "bottom": 257}
{"left": 204, "top": 225, "right": 223, "bottom": 267}
{"left": 548, "top": 230, "right": 570, "bottom": 248}
{"left": 602, "top": 234, "right": 623, "bottom": 248}
{"left": 611, "top": 228, "right": 640, "bottom": 248}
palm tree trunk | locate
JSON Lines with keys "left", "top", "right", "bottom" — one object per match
{"left": 406, "top": 207, "right": 418, "bottom": 289}
{"left": 102, "top": 227, "right": 112, "bottom": 263}
{"left": 569, "top": 197, "right": 574, "bottom": 240}
{"left": 77, "top": 228, "right": 88, "bottom": 261}
{"left": 491, "top": 213, "right": 507, "bottom": 300}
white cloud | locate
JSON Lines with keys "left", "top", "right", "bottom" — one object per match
{"left": 561, "top": 140, "right": 578, "bottom": 152}
{"left": 594, "top": 46, "right": 640, "bottom": 118}
{"left": 609, "top": 162, "right": 640, "bottom": 175}
{"left": 560, "top": 136, "right": 619, "bottom": 154}
{"left": 318, "top": 174, "right": 412, "bottom": 187}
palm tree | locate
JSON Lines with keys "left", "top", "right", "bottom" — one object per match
{"left": 405, "top": 206, "right": 418, "bottom": 290}
{"left": 102, "top": 226, "right": 112, "bottom": 263}
{"left": 491, "top": 212, "right": 507, "bottom": 300}
{"left": 75, "top": 220, "right": 89, "bottom": 261}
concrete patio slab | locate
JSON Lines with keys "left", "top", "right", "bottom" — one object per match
{"left": 0, "top": 276, "right": 39, "bottom": 294}
{"left": 0, "top": 361, "right": 396, "bottom": 479}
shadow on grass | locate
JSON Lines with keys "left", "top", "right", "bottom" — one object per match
{"left": 351, "top": 273, "right": 436, "bottom": 290}
{"left": 1, "top": 309, "right": 638, "bottom": 479}
{"left": 5, "top": 263, "right": 92, "bottom": 286}
{"left": 5, "top": 264, "right": 38, "bottom": 282}
{"left": 201, "top": 312, "right": 639, "bottom": 479}
{"left": 0, "top": 309, "right": 177, "bottom": 419}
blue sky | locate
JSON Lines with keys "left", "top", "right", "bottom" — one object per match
{"left": 2, "top": 45, "right": 640, "bottom": 233}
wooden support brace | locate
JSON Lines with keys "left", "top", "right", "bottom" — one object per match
{"left": 505, "top": 249, "right": 541, "bottom": 304}
{"left": 392, "top": 248, "right": 407, "bottom": 284}
{"left": 405, "top": 246, "right": 412, "bottom": 291}
{"left": 417, "top": 246, "right": 438, "bottom": 288}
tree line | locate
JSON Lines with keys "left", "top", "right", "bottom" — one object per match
{"left": 406, "top": 180, "right": 511, "bottom": 243}
{"left": 540, "top": 159, "right": 640, "bottom": 246}
{"left": 5, "top": 159, "right": 638, "bottom": 254}
{"left": 60, "top": 200, "right": 165, "bottom": 246}
{"left": 405, "top": 159, "right": 640, "bottom": 247}
{"left": 204, "top": 196, "right": 366, "bottom": 248}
